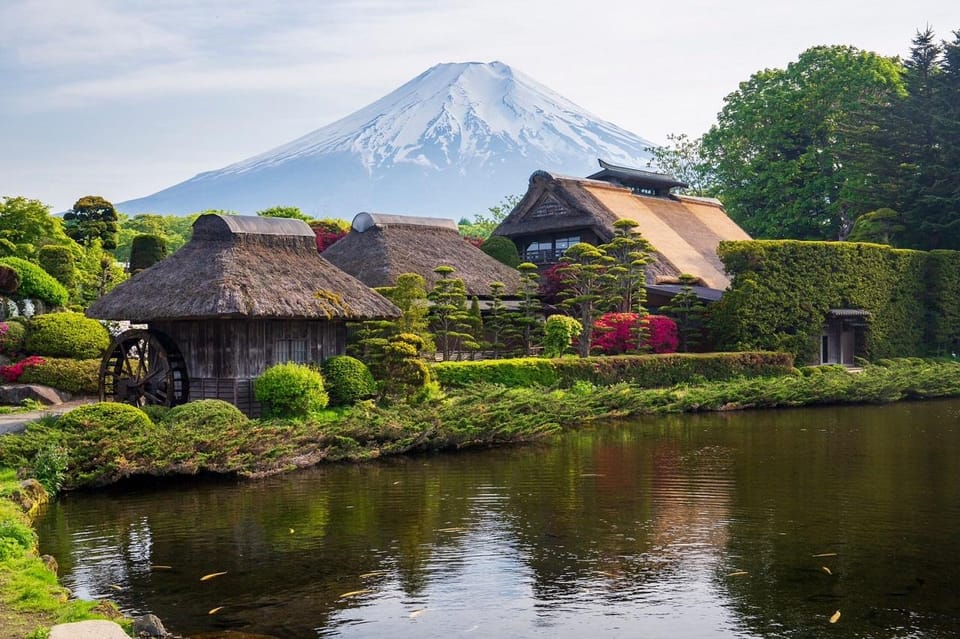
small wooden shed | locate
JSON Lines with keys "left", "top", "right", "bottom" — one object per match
{"left": 86, "top": 214, "right": 400, "bottom": 415}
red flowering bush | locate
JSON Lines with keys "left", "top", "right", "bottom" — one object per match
{"left": 1, "top": 355, "right": 46, "bottom": 383}
{"left": 539, "top": 263, "right": 569, "bottom": 306}
{"left": 315, "top": 228, "right": 347, "bottom": 252}
{"left": 591, "top": 313, "right": 678, "bottom": 355}
{"left": 646, "top": 314, "right": 679, "bottom": 354}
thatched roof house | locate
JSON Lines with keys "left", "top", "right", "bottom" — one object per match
{"left": 87, "top": 214, "right": 399, "bottom": 414}
{"left": 492, "top": 160, "right": 751, "bottom": 291}
{"left": 322, "top": 213, "right": 523, "bottom": 296}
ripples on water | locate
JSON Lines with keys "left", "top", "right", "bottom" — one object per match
{"left": 37, "top": 401, "right": 960, "bottom": 638}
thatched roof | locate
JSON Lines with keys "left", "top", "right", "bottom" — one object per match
{"left": 492, "top": 166, "right": 750, "bottom": 289}
{"left": 322, "top": 213, "right": 523, "bottom": 296}
{"left": 87, "top": 214, "right": 400, "bottom": 322}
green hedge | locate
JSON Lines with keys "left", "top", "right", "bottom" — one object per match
{"left": 17, "top": 358, "right": 100, "bottom": 394}
{"left": 709, "top": 240, "right": 957, "bottom": 363}
{"left": 25, "top": 312, "right": 111, "bottom": 360}
{"left": 432, "top": 351, "right": 794, "bottom": 389}
{"left": 0, "top": 257, "right": 68, "bottom": 307}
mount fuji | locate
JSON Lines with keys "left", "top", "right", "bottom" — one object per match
{"left": 118, "top": 61, "right": 656, "bottom": 219}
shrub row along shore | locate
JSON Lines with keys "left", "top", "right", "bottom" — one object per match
{"left": 2, "top": 355, "right": 960, "bottom": 636}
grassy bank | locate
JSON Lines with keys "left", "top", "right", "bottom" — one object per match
{"left": 1, "top": 357, "right": 960, "bottom": 636}
{"left": 0, "top": 470, "right": 125, "bottom": 639}
{"left": 2, "top": 357, "right": 959, "bottom": 491}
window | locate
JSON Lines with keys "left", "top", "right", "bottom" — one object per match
{"left": 276, "top": 338, "right": 308, "bottom": 363}
{"left": 554, "top": 235, "right": 580, "bottom": 254}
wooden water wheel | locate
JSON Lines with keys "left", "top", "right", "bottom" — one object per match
{"left": 99, "top": 329, "right": 189, "bottom": 407}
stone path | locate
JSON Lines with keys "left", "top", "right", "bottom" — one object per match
{"left": 0, "top": 397, "right": 97, "bottom": 435}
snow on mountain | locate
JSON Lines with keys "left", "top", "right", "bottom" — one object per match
{"left": 118, "top": 61, "right": 656, "bottom": 218}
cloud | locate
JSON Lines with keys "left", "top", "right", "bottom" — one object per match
{"left": 0, "top": 0, "right": 191, "bottom": 69}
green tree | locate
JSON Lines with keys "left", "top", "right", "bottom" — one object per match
{"left": 76, "top": 239, "right": 127, "bottom": 304}
{"left": 458, "top": 194, "right": 520, "bottom": 239}
{"left": 599, "top": 219, "right": 652, "bottom": 313}
{"left": 557, "top": 242, "right": 614, "bottom": 357}
{"left": 0, "top": 196, "right": 73, "bottom": 259}
{"left": 644, "top": 133, "right": 715, "bottom": 196}
{"left": 428, "top": 265, "right": 477, "bottom": 360}
{"left": 63, "top": 195, "right": 120, "bottom": 249}
{"left": 257, "top": 206, "right": 315, "bottom": 223}
{"left": 659, "top": 274, "right": 707, "bottom": 352}
{"left": 542, "top": 314, "right": 582, "bottom": 358}
{"left": 513, "top": 263, "right": 542, "bottom": 356}
{"left": 377, "top": 272, "right": 434, "bottom": 350}
{"left": 702, "top": 45, "right": 905, "bottom": 240}
{"left": 114, "top": 213, "right": 195, "bottom": 262}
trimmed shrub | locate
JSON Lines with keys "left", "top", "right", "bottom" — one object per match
{"left": 17, "top": 358, "right": 100, "bottom": 394}
{"left": 129, "top": 234, "right": 168, "bottom": 273}
{"left": 0, "top": 321, "right": 26, "bottom": 356}
{"left": 322, "top": 355, "right": 377, "bottom": 405}
{"left": 433, "top": 351, "right": 795, "bottom": 389}
{"left": 543, "top": 315, "right": 582, "bottom": 358}
{"left": 50, "top": 402, "right": 157, "bottom": 487}
{"left": 0, "top": 257, "right": 68, "bottom": 307}
{"left": 480, "top": 236, "right": 521, "bottom": 267}
{"left": 37, "top": 245, "right": 78, "bottom": 289}
{"left": 25, "top": 312, "right": 110, "bottom": 360}
{"left": 254, "top": 362, "right": 328, "bottom": 418}
{"left": 164, "top": 399, "right": 248, "bottom": 431}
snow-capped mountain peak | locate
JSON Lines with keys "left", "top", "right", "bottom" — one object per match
{"left": 119, "top": 61, "right": 655, "bottom": 218}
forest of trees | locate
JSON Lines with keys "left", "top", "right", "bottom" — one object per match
{"left": 651, "top": 27, "right": 959, "bottom": 249}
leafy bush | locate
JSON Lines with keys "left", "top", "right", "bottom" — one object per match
{"left": 0, "top": 257, "right": 68, "bottom": 307}
{"left": 33, "top": 444, "right": 69, "bottom": 494}
{"left": 543, "top": 315, "right": 582, "bottom": 358}
{"left": 25, "top": 312, "right": 110, "bottom": 360}
{"left": 433, "top": 351, "right": 795, "bottom": 389}
{"left": 380, "top": 333, "right": 430, "bottom": 397}
{"left": 0, "top": 321, "right": 26, "bottom": 356}
{"left": 590, "top": 313, "right": 678, "bottom": 354}
{"left": 322, "top": 355, "right": 377, "bottom": 405}
{"left": 16, "top": 358, "right": 100, "bottom": 394}
{"left": 254, "top": 362, "right": 328, "bottom": 418}
{"left": 164, "top": 399, "right": 248, "bottom": 431}
{"left": 0, "top": 265, "right": 20, "bottom": 295}
{"left": 480, "top": 236, "right": 521, "bottom": 267}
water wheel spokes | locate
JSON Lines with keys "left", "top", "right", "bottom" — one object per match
{"left": 99, "top": 329, "right": 189, "bottom": 407}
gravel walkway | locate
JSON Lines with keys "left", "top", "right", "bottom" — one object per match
{"left": 0, "top": 397, "right": 97, "bottom": 435}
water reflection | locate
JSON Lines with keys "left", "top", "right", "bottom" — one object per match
{"left": 37, "top": 400, "right": 960, "bottom": 638}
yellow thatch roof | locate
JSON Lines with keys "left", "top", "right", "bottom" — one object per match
{"left": 493, "top": 168, "right": 750, "bottom": 289}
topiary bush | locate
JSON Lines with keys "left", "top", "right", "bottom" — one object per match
{"left": 128, "top": 234, "right": 168, "bottom": 273}
{"left": 0, "top": 257, "right": 68, "bottom": 307}
{"left": 16, "top": 358, "right": 100, "bottom": 394}
{"left": 37, "top": 245, "right": 78, "bottom": 289}
{"left": 254, "top": 362, "right": 328, "bottom": 418}
{"left": 164, "top": 399, "right": 248, "bottom": 431}
{"left": 0, "top": 321, "right": 26, "bottom": 356}
{"left": 322, "top": 355, "right": 377, "bottom": 405}
{"left": 480, "top": 236, "right": 521, "bottom": 267}
{"left": 24, "top": 312, "right": 110, "bottom": 360}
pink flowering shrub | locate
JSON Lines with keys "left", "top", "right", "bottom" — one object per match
{"left": 1, "top": 355, "right": 46, "bottom": 383}
{"left": 591, "top": 313, "right": 678, "bottom": 354}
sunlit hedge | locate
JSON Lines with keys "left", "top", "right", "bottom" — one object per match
{"left": 710, "top": 240, "right": 960, "bottom": 363}
{"left": 432, "top": 351, "right": 794, "bottom": 389}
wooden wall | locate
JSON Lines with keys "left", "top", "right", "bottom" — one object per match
{"left": 150, "top": 319, "right": 347, "bottom": 416}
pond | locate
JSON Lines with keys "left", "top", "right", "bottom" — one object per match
{"left": 37, "top": 400, "right": 960, "bottom": 638}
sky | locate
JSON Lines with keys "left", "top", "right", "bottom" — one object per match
{"left": 1, "top": 0, "right": 957, "bottom": 213}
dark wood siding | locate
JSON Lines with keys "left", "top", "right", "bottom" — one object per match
{"left": 149, "top": 319, "right": 347, "bottom": 416}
